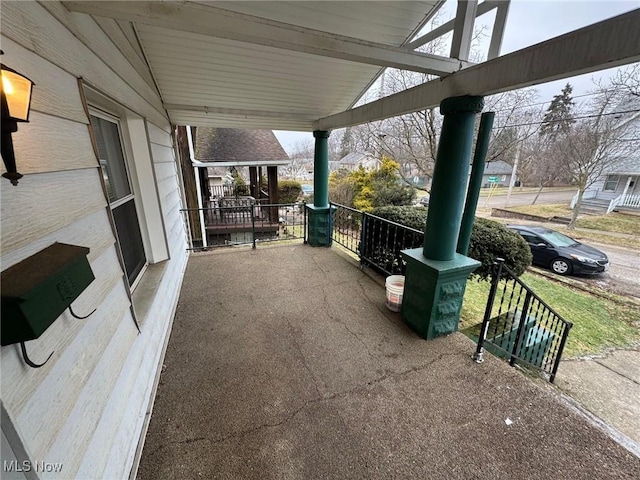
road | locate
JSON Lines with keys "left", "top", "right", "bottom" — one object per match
{"left": 580, "top": 243, "right": 640, "bottom": 299}
{"left": 480, "top": 189, "right": 575, "bottom": 209}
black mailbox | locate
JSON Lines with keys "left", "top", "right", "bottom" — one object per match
{"left": 1, "top": 242, "right": 95, "bottom": 347}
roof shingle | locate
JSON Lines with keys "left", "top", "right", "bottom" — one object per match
{"left": 195, "top": 128, "right": 289, "bottom": 164}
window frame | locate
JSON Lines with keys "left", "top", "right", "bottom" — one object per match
{"left": 90, "top": 107, "right": 149, "bottom": 290}
{"left": 603, "top": 174, "right": 620, "bottom": 192}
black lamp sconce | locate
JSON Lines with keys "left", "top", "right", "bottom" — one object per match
{"left": 1, "top": 243, "right": 97, "bottom": 368}
{"left": 1, "top": 50, "right": 35, "bottom": 186}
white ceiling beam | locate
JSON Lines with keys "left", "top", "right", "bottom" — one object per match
{"left": 164, "top": 103, "right": 314, "bottom": 121}
{"left": 487, "top": 0, "right": 510, "bottom": 59}
{"left": 314, "top": 9, "right": 640, "bottom": 131}
{"left": 63, "top": 1, "right": 469, "bottom": 75}
{"left": 405, "top": 1, "right": 499, "bottom": 51}
{"left": 450, "top": 1, "right": 478, "bottom": 61}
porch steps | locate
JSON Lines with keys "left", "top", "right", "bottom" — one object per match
{"left": 578, "top": 199, "right": 609, "bottom": 215}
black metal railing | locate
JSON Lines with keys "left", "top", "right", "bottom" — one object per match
{"left": 472, "top": 259, "right": 572, "bottom": 383}
{"left": 182, "top": 202, "right": 306, "bottom": 250}
{"left": 330, "top": 203, "right": 424, "bottom": 276}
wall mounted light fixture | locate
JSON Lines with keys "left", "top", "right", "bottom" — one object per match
{"left": 1, "top": 51, "right": 34, "bottom": 186}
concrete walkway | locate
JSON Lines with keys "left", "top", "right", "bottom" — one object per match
{"left": 137, "top": 244, "right": 640, "bottom": 479}
{"left": 555, "top": 348, "right": 640, "bottom": 451}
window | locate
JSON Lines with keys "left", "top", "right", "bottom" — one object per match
{"left": 520, "top": 233, "right": 543, "bottom": 245}
{"left": 91, "top": 112, "right": 147, "bottom": 286}
{"left": 603, "top": 175, "right": 620, "bottom": 191}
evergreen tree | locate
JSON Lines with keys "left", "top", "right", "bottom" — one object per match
{"left": 540, "top": 83, "right": 575, "bottom": 138}
{"left": 339, "top": 127, "right": 353, "bottom": 159}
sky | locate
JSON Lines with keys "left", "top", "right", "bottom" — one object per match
{"left": 274, "top": 0, "right": 639, "bottom": 154}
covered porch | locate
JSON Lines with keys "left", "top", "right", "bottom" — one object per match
{"left": 137, "top": 244, "right": 640, "bottom": 478}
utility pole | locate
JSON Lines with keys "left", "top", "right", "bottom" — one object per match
{"left": 505, "top": 140, "right": 521, "bottom": 208}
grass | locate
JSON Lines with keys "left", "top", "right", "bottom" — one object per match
{"left": 500, "top": 203, "right": 640, "bottom": 248}
{"left": 460, "top": 272, "right": 640, "bottom": 358}
{"left": 507, "top": 204, "right": 571, "bottom": 217}
{"left": 576, "top": 212, "right": 640, "bottom": 236}
{"left": 554, "top": 227, "right": 639, "bottom": 250}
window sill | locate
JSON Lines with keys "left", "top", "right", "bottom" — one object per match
{"left": 131, "top": 260, "right": 168, "bottom": 326}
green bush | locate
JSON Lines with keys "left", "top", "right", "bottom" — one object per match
{"left": 370, "top": 205, "right": 427, "bottom": 231}
{"left": 468, "top": 218, "right": 532, "bottom": 281}
{"left": 278, "top": 180, "right": 302, "bottom": 203}
{"left": 368, "top": 206, "right": 531, "bottom": 280}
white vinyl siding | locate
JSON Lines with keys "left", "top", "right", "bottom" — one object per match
{"left": 0, "top": 2, "right": 187, "bottom": 478}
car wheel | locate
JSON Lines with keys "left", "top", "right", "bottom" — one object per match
{"left": 550, "top": 258, "right": 572, "bottom": 275}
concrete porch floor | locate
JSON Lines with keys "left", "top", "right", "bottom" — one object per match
{"left": 137, "top": 244, "right": 640, "bottom": 479}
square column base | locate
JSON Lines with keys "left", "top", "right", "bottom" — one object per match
{"left": 400, "top": 248, "right": 480, "bottom": 339}
{"left": 306, "top": 205, "right": 336, "bottom": 247}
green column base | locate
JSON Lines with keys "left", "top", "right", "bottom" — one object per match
{"left": 306, "top": 204, "right": 336, "bottom": 247}
{"left": 400, "top": 248, "right": 480, "bottom": 339}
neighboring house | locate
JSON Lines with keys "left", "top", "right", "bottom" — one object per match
{"left": 571, "top": 156, "right": 640, "bottom": 213}
{"left": 1, "top": 4, "right": 187, "bottom": 479}
{"left": 338, "top": 152, "right": 380, "bottom": 171}
{"left": 482, "top": 160, "right": 514, "bottom": 187}
{"left": 190, "top": 129, "right": 290, "bottom": 246}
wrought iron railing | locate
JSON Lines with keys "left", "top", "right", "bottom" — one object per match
{"left": 182, "top": 202, "right": 306, "bottom": 250}
{"left": 473, "top": 259, "right": 572, "bottom": 383}
{"left": 330, "top": 203, "right": 424, "bottom": 276}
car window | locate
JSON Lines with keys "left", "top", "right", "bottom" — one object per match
{"left": 538, "top": 230, "right": 578, "bottom": 247}
{"left": 520, "top": 233, "right": 543, "bottom": 244}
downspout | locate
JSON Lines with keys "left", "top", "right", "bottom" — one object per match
{"left": 186, "top": 126, "right": 208, "bottom": 248}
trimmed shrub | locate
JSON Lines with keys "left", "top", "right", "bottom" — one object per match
{"left": 368, "top": 206, "right": 531, "bottom": 280}
{"left": 370, "top": 205, "right": 427, "bottom": 231}
{"left": 278, "top": 180, "right": 302, "bottom": 203}
{"left": 468, "top": 218, "right": 532, "bottom": 280}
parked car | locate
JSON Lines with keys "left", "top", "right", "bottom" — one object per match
{"left": 507, "top": 225, "right": 609, "bottom": 275}
{"left": 418, "top": 195, "right": 429, "bottom": 206}
{"left": 301, "top": 184, "right": 314, "bottom": 196}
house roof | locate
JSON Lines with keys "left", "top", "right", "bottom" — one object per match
{"left": 483, "top": 161, "right": 513, "bottom": 175}
{"left": 339, "top": 152, "right": 376, "bottom": 165}
{"left": 195, "top": 128, "right": 289, "bottom": 167}
{"left": 606, "top": 157, "right": 640, "bottom": 175}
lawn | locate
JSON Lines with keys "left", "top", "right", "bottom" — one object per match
{"left": 499, "top": 204, "right": 640, "bottom": 248}
{"left": 460, "top": 272, "right": 640, "bottom": 358}
{"left": 508, "top": 203, "right": 572, "bottom": 217}
{"left": 506, "top": 203, "right": 640, "bottom": 236}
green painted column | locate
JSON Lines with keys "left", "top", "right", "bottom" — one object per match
{"left": 400, "top": 96, "right": 484, "bottom": 339}
{"left": 423, "top": 96, "right": 485, "bottom": 260}
{"left": 313, "top": 130, "right": 330, "bottom": 208}
{"left": 307, "top": 130, "right": 334, "bottom": 247}
{"left": 457, "top": 111, "right": 495, "bottom": 256}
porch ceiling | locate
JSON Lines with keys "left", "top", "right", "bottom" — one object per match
{"left": 65, "top": 0, "right": 447, "bottom": 131}
{"left": 63, "top": 2, "right": 640, "bottom": 132}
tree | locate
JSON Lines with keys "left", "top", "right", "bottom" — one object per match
{"left": 339, "top": 127, "right": 353, "bottom": 159}
{"left": 609, "top": 63, "right": 640, "bottom": 98}
{"left": 557, "top": 87, "right": 639, "bottom": 228}
{"left": 540, "top": 83, "right": 575, "bottom": 138}
{"left": 328, "top": 157, "right": 415, "bottom": 211}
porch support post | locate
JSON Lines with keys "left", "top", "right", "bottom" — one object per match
{"left": 457, "top": 111, "right": 495, "bottom": 256}
{"left": 249, "top": 166, "right": 259, "bottom": 199}
{"left": 306, "top": 130, "right": 335, "bottom": 246}
{"left": 400, "top": 96, "right": 483, "bottom": 339}
{"left": 267, "top": 165, "right": 279, "bottom": 221}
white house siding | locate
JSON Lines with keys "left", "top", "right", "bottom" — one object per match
{"left": 1, "top": 2, "right": 187, "bottom": 479}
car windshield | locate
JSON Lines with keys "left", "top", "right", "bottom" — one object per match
{"left": 538, "top": 230, "right": 578, "bottom": 247}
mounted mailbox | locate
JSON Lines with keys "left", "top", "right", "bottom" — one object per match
{"left": 1, "top": 243, "right": 95, "bottom": 367}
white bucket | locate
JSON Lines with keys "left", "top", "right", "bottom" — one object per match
{"left": 385, "top": 275, "right": 405, "bottom": 312}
